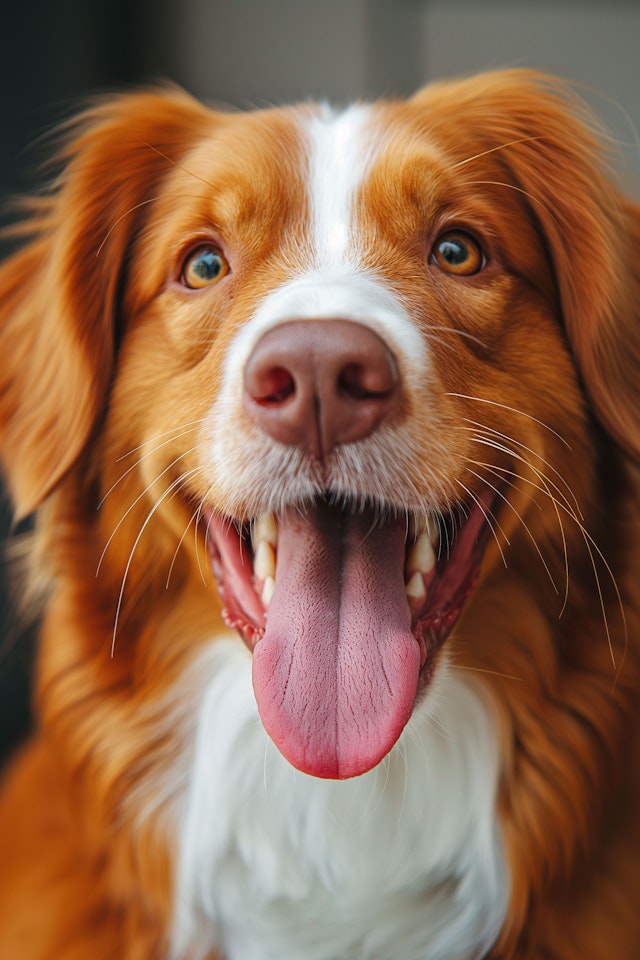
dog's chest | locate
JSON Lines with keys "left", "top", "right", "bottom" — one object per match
{"left": 169, "top": 642, "right": 509, "bottom": 960}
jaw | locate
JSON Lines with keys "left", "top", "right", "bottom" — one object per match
{"left": 205, "top": 491, "right": 493, "bottom": 779}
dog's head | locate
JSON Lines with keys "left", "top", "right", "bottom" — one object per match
{"left": 1, "top": 71, "right": 639, "bottom": 780}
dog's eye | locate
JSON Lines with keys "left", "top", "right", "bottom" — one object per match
{"left": 431, "top": 231, "right": 484, "bottom": 276}
{"left": 181, "top": 246, "right": 229, "bottom": 288}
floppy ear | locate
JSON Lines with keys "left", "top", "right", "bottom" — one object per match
{"left": 413, "top": 70, "right": 640, "bottom": 462}
{"left": 578, "top": 197, "right": 640, "bottom": 460}
{"left": 0, "top": 87, "right": 214, "bottom": 518}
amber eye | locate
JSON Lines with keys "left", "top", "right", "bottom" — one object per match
{"left": 431, "top": 231, "right": 484, "bottom": 276}
{"left": 181, "top": 245, "right": 229, "bottom": 288}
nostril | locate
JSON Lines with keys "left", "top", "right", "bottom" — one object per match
{"left": 338, "top": 361, "right": 397, "bottom": 401}
{"left": 249, "top": 366, "right": 296, "bottom": 406}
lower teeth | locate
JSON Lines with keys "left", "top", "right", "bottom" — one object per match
{"left": 405, "top": 570, "right": 427, "bottom": 601}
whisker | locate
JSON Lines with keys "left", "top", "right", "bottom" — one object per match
{"left": 115, "top": 419, "right": 207, "bottom": 464}
{"left": 470, "top": 429, "right": 582, "bottom": 614}
{"left": 469, "top": 445, "right": 577, "bottom": 617}
{"left": 464, "top": 178, "right": 550, "bottom": 212}
{"left": 96, "top": 197, "right": 160, "bottom": 258}
{"left": 573, "top": 517, "right": 627, "bottom": 676}
{"left": 111, "top": 467, "right": 201, "bottom": 656}
{"left": 452, "top": 136, "right": 545, "bottom": 169}
{"left": 448, "top": 393, "right": 571, "bottom": 448}
{"left": 96, "top": 195, "right": 213, "bottom": 258}
{"left": 465, "top": 466, "right": 559, "bottom": 595}
{"left": 193, "top": 497, "right": 213, "bottom": 587}
{"left": 99, "top": 421, "right": 205, "bottom": 509}
{"left": 436, "top": 507, "right": 454, "bottom": 561}
{"left": 465, "top": 427, "right": 582, "bottom": 521}
{"left": 455, "top": 479, "right": 508, "bottom": 568}
{"left": 459, "top": 664, "right": 524, "bottom": 684}
{"left": 467, "top": 456, "right": 570, "bottom": 614}
{"left": 165, "top": 489, "right": 209, "bottom": 590}
{"left": 424, "top": 325, "right": 488, "bottom": 351}
{"left": 97, "top": 450, "right": 192, "bottom": 574}
{"left": 465, "top": 433, "right": 626, "bottom": 672}
{"left": 135, "top": 139, "right": 216, "bottom": 190}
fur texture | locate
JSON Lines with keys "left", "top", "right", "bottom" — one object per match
{"left": 1, "top": 70, "right": 640, "bottom": 959}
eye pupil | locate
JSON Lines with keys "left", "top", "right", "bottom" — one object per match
{"left": 182, "top": 245, "right": 229, "bottom": 288}
{"left": 439, "top": 238, "right": 467, "bottom": 265}
{"left": 193, "top": 251, "right": 222, "bottom": 280}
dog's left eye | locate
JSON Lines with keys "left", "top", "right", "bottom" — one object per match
{"left": 181, "top": 246, "right": 229, "bottom": 288}
{"left": 431, "top": 231, "right": 485, "bottom": 276}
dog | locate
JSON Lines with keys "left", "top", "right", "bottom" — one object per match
{"left": 0, "top": 68, "right": 639, "bottom": 960}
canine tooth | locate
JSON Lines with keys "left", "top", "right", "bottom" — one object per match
{"left": 429, "top": 521, "right": 439, "bottom": 549}
{"left": 405, "top": 571, "right": 426, "bottom": 600}
{"left": 261, "top": 576, "right": 275, "bottom": 608}
{"left": 252, "top": 512, "right": 277, "bottom": 549}
{"left": 406, "top": 531, "right": 436, "bottom": 576}
{"left": 410, "top": 515, "right": 439, "bottom": 549}
{"left": 254, "top": 540, "right": 276, "bottom": 580}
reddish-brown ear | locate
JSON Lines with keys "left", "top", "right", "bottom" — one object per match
{"left": 413, "top": 70, "right": 640, "bottom": 462}
{"left": 567, "top": 198, "right": 640, "bottom": 461}
{"left": 0, "top": 88, "right": 214, "bottom": 518}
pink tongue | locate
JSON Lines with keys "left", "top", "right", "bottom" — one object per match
{"left": 252, "top": 503, "right": 420, "bottom": 779}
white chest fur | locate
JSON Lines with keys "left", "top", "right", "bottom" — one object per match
{"left": 169, "top": 640, "right": 509, "bottom": 960}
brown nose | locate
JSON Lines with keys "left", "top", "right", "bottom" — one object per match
{"left": 243, "top": 319, "right": 400, "bottom": 458}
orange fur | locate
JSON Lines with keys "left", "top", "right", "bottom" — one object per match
{"left": 1, "top": 71, "right": 640, "bottom": 958}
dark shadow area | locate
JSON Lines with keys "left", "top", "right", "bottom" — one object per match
{"left": 0, "top": 496, "right": 34, "bottom": 762}
{"left": 0, "top": 0, "right": 171, "bottom": 766}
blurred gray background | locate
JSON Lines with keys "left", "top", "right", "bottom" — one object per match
{"left": 1, "top": 0, "right": 639, "bottom": 759}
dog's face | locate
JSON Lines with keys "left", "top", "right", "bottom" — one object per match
{"left": 121, "top": 94, "right": 576, "bottom": 782}
{"left": 1, "top": 72, "right": 638, "bottom": 786}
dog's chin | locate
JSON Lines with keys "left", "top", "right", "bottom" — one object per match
{"left": 204, "top": 488, "right": 493, "bottom": 780}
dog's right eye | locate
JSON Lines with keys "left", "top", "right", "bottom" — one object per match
{"left": 430, "top": 231, "right": 485, "bottom": 276}
{"left": 181, "top": 246, "right": 229, "bottom": 289}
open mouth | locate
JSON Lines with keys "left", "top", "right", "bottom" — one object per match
{"left": 205, "top": 491, "right": 493, "bottom": 780}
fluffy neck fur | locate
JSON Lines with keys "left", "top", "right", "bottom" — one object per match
{"left": 169, "top": 640, "right": 508, "bottom": 960}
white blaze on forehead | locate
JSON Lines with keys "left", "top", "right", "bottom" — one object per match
{"left": 212, "top": 103, "right": 427, "bottom": 399}
{"left": 306, "top": 103, "right": 377, "bottom": 270}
